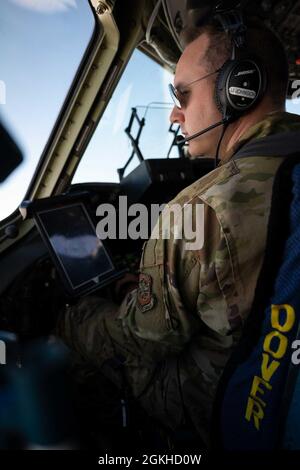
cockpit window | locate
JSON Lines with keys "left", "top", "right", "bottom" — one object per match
{"left": 73, "top": 49, "right": 177, "bottom": 184}
{"left": 0, "top": 0, "right": 95, "bottom": 221}
{"left": 287, "top": 96, "right": 300, "bottom": 116}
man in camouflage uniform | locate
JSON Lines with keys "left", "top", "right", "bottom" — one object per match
{"left": 57, "top": 20, "right": 300, "bottom": 446}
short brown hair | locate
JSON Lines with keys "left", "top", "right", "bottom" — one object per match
{"left": 181, "top": 18, "right": 289, "bottom": 107}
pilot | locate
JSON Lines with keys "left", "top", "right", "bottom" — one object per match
{"left": 56, "top": 17, "right": 300, "bottom": 447}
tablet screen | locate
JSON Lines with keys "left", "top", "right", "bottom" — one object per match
{"left": 36, "top": 202, "right": 115, "bottom": 292}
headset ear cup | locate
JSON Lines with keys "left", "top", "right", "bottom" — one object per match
{"left": 215, "top": 70, "right": 224, "bottom": 115}
{"left": 215, "top": 58, "right": 265, "bottom": 120}
{"left": 215, "top": 60, "right": 234, "bottom": 118}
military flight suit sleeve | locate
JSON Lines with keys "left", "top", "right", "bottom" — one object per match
{"left": 56, "top": 200, "right": 232, "bottom": 399}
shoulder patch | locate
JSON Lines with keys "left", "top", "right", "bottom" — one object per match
{"left": 137, "top": 273, "right": 156, "bottom": 313}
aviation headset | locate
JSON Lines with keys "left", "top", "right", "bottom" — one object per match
{"left": 213, "top": 11, "right": 267, "bottom": 122}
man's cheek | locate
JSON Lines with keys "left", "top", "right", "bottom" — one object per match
{"left": 188, "top": 109, "right": 206, "bottom": 134}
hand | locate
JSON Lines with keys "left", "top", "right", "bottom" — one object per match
{"left": 114, "top": 273, "right": 139, "bottom": 303}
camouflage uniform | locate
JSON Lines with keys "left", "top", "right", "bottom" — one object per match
{"left": 57, "top": 111, "right": 300, "bottom": 446}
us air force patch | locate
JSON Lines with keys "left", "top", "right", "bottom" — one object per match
{"left": 137, "top": 273, "right": 156, "bottom": 313}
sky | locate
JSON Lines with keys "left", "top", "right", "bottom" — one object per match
{"left": 0, "top": 0, "right": 95, "bottom": 220}
{"left": 0, "top": 0, "right": 300, "bottom": 221}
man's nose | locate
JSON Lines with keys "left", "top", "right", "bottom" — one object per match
{"left": 169, "top": 106, "right": 184, "bottom": 124}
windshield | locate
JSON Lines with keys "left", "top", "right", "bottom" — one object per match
{"left": 287, "top": 96, "right": 300, "bottom": 116}
{"left": 73, "top": 49, "right": 177, "bottom": 184}
{"left": 0, "top": 0, "right": 95, "bottom": 221}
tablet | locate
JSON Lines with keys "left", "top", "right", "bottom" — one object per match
{"left": 24, "top": 193, "right": 123, "bottom": 297}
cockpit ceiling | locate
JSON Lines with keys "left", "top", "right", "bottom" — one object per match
{"left": 142, "top": 0, "right": 300, "bottom": 82}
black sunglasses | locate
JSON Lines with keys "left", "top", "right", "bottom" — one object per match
{"left": 168, "top": 69, "right": 220, "bottom": 109}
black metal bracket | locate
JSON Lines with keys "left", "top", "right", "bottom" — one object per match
{"left": 118, "top": 107, "right": 185, "bottom": 181}
{"left": 167, "top": 123, "right": 185, "bottom": 159}
{"left": 117, "top": 107, "right": 145, "bottom": 181}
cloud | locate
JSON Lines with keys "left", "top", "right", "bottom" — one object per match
{"left": 9, "top": 0, "right": 77, "bottom": 14}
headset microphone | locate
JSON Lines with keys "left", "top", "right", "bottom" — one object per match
{"left": 176, "top": 115, "right": 232, "bottom": 146}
